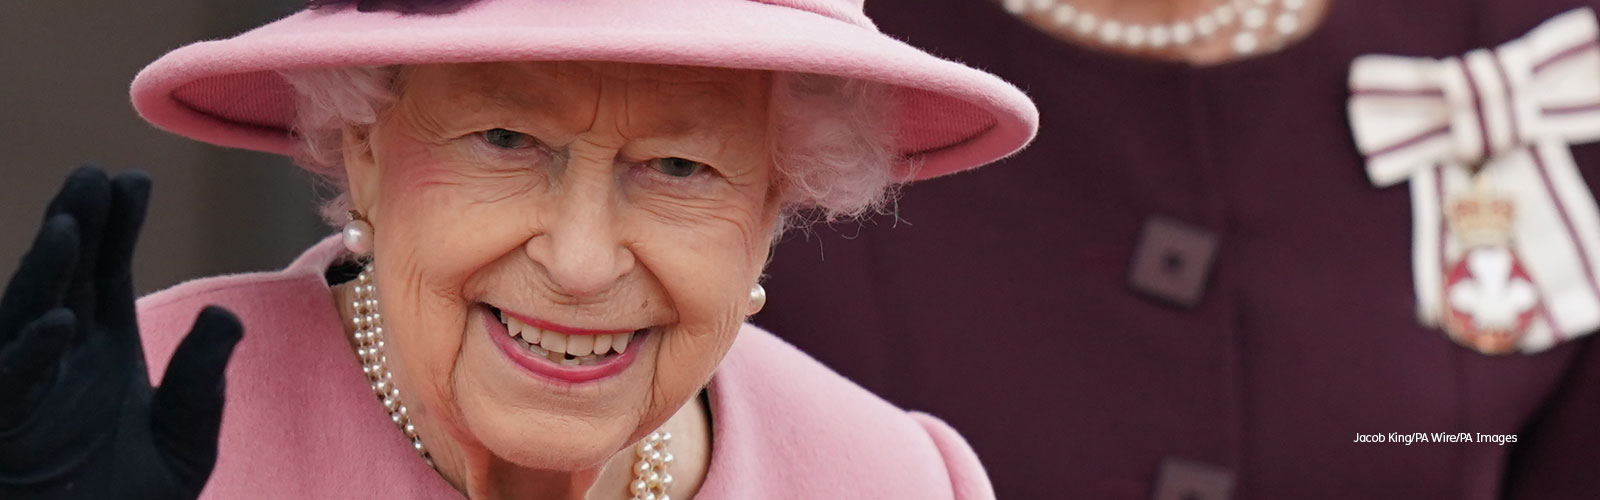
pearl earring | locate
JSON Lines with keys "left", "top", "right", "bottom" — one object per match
{"left": 343, "top": 210, "right": 374, "bottom": 255}
{"left": 749, "top": 283, "right": 767, "bottom": 314}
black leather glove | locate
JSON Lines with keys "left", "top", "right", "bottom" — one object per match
{"left": 0, "top": 165, "right": 244, "bottom": 499}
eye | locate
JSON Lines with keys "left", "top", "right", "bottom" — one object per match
{"left": 647, "top": 157, "right": 709, "bottom": 178}
{"left": 479, "top": 128, "right": 536, "bottom": 150}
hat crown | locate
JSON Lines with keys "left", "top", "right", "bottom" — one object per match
{"left": 133, "top": 0, "right": 1037, "bottom": 182}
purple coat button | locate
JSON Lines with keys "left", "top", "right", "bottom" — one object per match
{"left": 1153, "top": 457, "right": 1234, "bottom": 500}
{"left": 1128, "top": 216, "right": 1220, "bottom": 308}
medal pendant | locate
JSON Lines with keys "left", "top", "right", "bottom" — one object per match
{"left": 1441, "top": 183, "right": 1540, "bottom": 355}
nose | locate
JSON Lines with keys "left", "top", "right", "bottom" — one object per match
{"left": 524, "top": 158, "right": 635, "bottom": 299}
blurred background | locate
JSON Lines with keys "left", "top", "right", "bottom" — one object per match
{"left": 0, "top": 1, "right": 323, "bottom": 295}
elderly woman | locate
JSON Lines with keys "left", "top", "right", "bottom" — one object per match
{"left": 0, "top": 0, "right": 1035, "bottom": 499}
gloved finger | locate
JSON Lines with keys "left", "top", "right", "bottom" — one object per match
{"left": 149, "top": 306, "right": 242, "bottom": 485}
{"left": 0, "top": 215, "right": 79, "bottom": 346}
{"left": 0, "top": 308, "right": 75, "bottom": 429}
{"left": 95, "top": 172, "right": 152, "bottom": 349}
{"left": 44, "top": 165, "right": 111, "bottom": 334}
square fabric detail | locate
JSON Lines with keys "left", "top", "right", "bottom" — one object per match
{"left": 1128, "top": 215, "right": 1220, "bottom": 308}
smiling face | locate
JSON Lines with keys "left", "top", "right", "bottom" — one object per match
{"left": 341, "top": 61, "right": 778, "bottom": 472}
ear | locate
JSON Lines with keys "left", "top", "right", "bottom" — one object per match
{"left": 341, "top": 124, "right": 382, "bottom": 220}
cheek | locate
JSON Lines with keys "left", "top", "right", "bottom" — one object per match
{"left": 368, "top": 149, "right": 549, "bottom": 416}
{"left": 629, "top": 183, "right": 773, "bottom": 309}
{"left": 629, "top": 195, "right": 776, "bottom": 392}
{"left": 372, "top": 136, "right": 554, "bottom": 284}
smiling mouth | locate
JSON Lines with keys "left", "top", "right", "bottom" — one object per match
{"left": 487, "top": 306, "right": 641, "bottom": 366}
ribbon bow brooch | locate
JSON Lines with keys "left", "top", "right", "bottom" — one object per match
{"left": 1348, "top": 8, "right": 1600, "bottom": 354}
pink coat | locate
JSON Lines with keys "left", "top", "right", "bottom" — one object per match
{"left": 134, "top": 236, "right": 994, "bottom": 499}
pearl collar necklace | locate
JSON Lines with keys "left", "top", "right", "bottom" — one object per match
{"left": 346, "top": 263, "right": 676, "bottom": 500}
{"left": 1002, "top": 0, "right": 1308, "bottom": 55}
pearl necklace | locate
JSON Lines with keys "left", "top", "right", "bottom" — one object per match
{"left": 346, "top": 263, "right": 675, "bottom": 500}
{"left": 1002, "top": 0, "right": 1307, "bottom": 55}
{"left": 349, "top": 263, "right": 430, "bottom": 464}
{"left": 630, "top": 432, "right": 676, "bottom": 500}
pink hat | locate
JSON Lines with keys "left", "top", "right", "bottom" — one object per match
{"left": 130, "top": 0, "right": 1038, "bottom": 181}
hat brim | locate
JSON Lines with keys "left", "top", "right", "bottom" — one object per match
{"left": 130, "top": 0, "right": 1038, "bottom": 181}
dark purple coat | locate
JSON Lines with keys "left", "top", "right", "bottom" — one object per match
{"left": 754, "top": 1, "right": 1600, "bottom": 498}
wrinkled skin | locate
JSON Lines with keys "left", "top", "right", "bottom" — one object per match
{"left": 337, "top": 61, "right": 779, "bottom": 499}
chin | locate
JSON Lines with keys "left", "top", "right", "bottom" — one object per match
{"left": 464, "top": 407, "right": 634, "bottom": 471}
{"left": 438, "top": 305, "right": 661, "bottom": 471}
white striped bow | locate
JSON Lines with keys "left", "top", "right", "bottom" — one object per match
{"left": 1348, "top": 8, "right": 1600, "bottom": 354}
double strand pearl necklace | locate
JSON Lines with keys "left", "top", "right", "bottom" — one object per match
{"left": 349, "top": 263, "right": 430, "bottom": 464}
{"left": 1002, "top": 0, "right": 1308, "bottom": 55}
{"left": 347, "top": 263, "right": 676, "bottom": 500}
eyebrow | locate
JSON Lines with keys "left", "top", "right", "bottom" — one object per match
{"left": 441, "top": 68, "right": 761, "bottom": 138}
{"left": 464, "top": 80, "right": 559, "bottom": 115}
{"left": 645, "top": 82, "right": 760, "bottom": 136}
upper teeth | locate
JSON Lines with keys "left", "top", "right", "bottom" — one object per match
{"left": 500, "top": 312, "right": 632, "bottom": 357}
